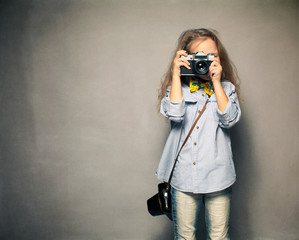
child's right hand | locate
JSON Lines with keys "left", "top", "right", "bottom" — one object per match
{"left": 172, "top": 50, "right": 191, "bottom": 78}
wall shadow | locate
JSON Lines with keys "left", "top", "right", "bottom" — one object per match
{"left": 0, "top": 2, "right": 71, "bottom": 239}
{"left": 229, "top": 110, "right": 254, "bottom": 239}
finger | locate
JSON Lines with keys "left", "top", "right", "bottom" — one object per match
{"left": 209, "top": 68, "right": 221, "bottom": 76}
{"left": 179, "top": 62, "right": 191, "bottom": 70}
{"left": 210, "top": 63, "right": 222, "bottom": 72}
{"left": 209, "top": 65, "right": 219, "bottom": 72}
{"left": 210, "top": 66, "right": 220, "bottom": 72}
{"left": 212, "top": 56, "right": 220, "bottom": 62}
{"left": 210, "top": 59, "right": 220, "bottom": 67}
{"left": 210, "top": 60, "right": 219, "bottom": 67}
{"left": 209, "top": 70, "right": 216, "bottom": 79}
{"left": 209, "top": 68, "right": 221, "bottom": 78}
{"left": 180, "top": 62, "right": 191, "bottom": 69}
{"left": 178, "top": 49, "right": 188, "bottom": 55}
{"left": 176, "top": 50, "right": 188, "bottom": 58}
{"left": 178, "top": 57, "right": 190, "bottom": 65}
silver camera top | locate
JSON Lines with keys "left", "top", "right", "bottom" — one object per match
{"left": 206, "top": 53, "right": 215, "bottom": 60}
{"left": 181, "top": 51, "right": 215, "bottom": 60}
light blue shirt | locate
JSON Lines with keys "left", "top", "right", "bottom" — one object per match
{"left": 156, "top": 81, "right": 241, "bottom": 193}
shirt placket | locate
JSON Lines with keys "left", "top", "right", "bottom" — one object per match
{"left": 191, "top": 90, "right": 208, "bottom": 191}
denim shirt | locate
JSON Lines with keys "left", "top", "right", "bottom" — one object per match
{"left": 156, "top": 81, "right": 241, "bottom": 193}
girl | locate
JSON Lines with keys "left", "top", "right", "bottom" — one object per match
{"left": 156, "top": 28, "right": 241, "bottom": 240}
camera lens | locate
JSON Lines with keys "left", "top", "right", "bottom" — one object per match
{"left": 194, "top": 61, "right": 209, "bottom": 75}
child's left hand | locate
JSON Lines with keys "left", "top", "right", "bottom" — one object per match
{"left": 209, "top": 59, "right": 222, "bottom": 83}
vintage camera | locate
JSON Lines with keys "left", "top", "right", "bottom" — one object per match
{"left": 180, "top": 51, "right": 215, "bottom": 76}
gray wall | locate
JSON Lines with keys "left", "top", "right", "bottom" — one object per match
{"left": 0, "top": 0, "right": 298, "bottom": 239}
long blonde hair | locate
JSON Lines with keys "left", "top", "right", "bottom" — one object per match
{"left": 158, "top": 28, "right": 240, "bottom": 107}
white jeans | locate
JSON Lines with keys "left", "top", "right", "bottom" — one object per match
{"left": 171, "top": 187, "right": 232, "bottom": 240}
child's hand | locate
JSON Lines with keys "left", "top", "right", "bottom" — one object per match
{"left": 172, "top": 50, "right": 190, "bottom": 78}
{"left": 209, "top": 58, "right": 222, "bottom": 83}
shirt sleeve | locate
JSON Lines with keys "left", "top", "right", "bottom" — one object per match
{"left": 160, "top": 87, "right": 185, "bottom": 122}
{"left": 216, "top": 82, "right": 241, "bottom": 128}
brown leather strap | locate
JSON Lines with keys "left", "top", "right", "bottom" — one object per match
{"left": 166, "top": 98, "right": 209, "bottom": 191}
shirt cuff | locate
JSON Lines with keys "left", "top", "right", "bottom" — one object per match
{"left": 165, "top": 98, "right": 185, "bottom": 121}
{"left": 216, "top": 99, "right": 239, "bottom": 128}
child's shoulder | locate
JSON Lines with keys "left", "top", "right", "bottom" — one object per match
{"left": 221, "top": 80, "right": 236, "bottom": 93}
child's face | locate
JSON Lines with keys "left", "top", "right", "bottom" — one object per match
{"left": 189, "top": 38, "right": 220, "bottom": 81}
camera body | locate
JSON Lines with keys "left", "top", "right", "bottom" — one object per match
{"left": 180, "top": 51, "right": 215, "bottom": 76}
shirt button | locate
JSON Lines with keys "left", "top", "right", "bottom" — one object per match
{"left": 193, "top": 162, "right": 196, "bottom": 165}
{"left": 196, "top": 126, "right": 199, "bottom": 129}
{"left": 202, "top": 94, "right": 205, "bottom": 97}
{"left": 194, "top": 142, "right": 197, "bottom": 146}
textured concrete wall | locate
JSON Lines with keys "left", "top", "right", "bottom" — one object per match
{"left": 0, "top": 0, "right": 298, "bottom": 239}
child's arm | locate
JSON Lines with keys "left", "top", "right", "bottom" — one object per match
{"left": 209, "top": 58, "right": 229, "bottom": 112}
{"left": 216, "top": 82, "right": 241, "bottom": 129}
{"left": 210, "top": 58, "right": 241, "bottom": 128}
{"left": 169, "top": 50, "right": 190, "bottom": 102}
{"left": 214, "top": 81, "right": 229, "bottom": 113}
{"left": 160, "top": 87, "right": 185, "bottom": 122}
